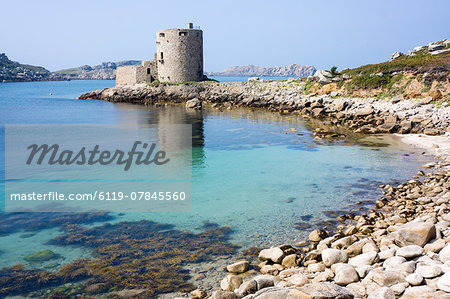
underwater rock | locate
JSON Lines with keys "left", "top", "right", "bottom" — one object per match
{"left": 113, "top": 288, "right": 147, "bottom": 298}
{"left": 85, "top": 282, "right": 108, "bottom": 294}
{"left": 293, "top": 221, "right": 313, "bottom": 230}
{"left": 190, "top": 288, "right": 207, "bottom": 298}
{"left": 24, "top": 250, "right": 56, "bottom": 262}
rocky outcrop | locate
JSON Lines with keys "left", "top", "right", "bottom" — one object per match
{"left": 391, "top": 52, "right": 404, "bottom": 60}
{"left": 0, "top": 53, "right": 52, "bottom": 83}
{"left": 78, "top": 81, "right": 450, "bottom": 136}
{"left": 206, "top": 64, "right": 316, "bottom": 77}
{"left": 390, "top": 39, "right": 450, "bottom": 59}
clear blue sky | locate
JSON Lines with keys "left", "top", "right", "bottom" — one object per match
{"left": 2, "top": 0, "right": 449, "bottom": 72}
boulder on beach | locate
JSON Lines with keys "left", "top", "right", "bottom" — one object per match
{"left": 259, "top": 247, "right": 285, "bottom": 263}
{"left": 392, "top": 221, "right": 436, "bottom": 247}
{"left": 395, "top": 245, "right": 424, "bottom": 258}
{"left": 309, "top": 229, "right": 329, "bottom": 242}
{"left": 210, "top": 290, "right": 240, "bottom": 299}
{"left": 334, "top": 263, "right": 359, "bottom": 286}
{"left": 226, "top": 260, "right": 249, "bottom": 273}
{"left": 367, "top": 286, "right": 395, "bottom": 299}
{"left": 186, "top": 98, "right": 202, "bottom": 109}
{"left": 248, "top": 283, "right": 354, "bottom": 299}
{"left": 322, "top": 249, "right": 348, "bottom": 267}
{"left": 220, "top": 275, "right": 243, "bottom": 292}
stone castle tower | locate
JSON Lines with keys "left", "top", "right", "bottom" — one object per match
{"left": 156, "top": 23, "right": 203, "bottom": 82}
{"left": 116, "top": 22, "right": 203, "bottom": 85}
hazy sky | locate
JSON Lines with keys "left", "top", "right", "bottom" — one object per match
{"left": 2, "top": 0, "right": 449, "bottom": 72}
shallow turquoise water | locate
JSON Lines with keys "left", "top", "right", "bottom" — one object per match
{"left": 0, "top": 80, "right": 431, "bottom": 269}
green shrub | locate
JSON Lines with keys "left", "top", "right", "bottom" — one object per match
{"left": 302, "top": 80, "right": 314, "bottom": 94}
{"left": 149, "top": 80, "right": 160, "bottom": 87}
{"left": 345, "top": 74, "right": 391, "bottom": 90}
{"left": 330, "top": 66, "right": 339, "bottom": 77}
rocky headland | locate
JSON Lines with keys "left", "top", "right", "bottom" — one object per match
{"left": 79, "top": 77, "right": 450, "bottom": 137}
{"left": 0, "top": 53, "right": 53, "bottom": 83}
{"left": 0, "top": 53, "right": 141, "bottom": 82}
{"left": 78, "top": 40, "right": 450, "bottom": 299}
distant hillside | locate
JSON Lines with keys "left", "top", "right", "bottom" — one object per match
{"left": 0, "top": 53, "right": 52, "bottom": 82}
{"left": 207, "top": 64, "right": 316, "bottom": 77}
{"left": 0, "top": 54, "right": 142, "bottom": 83}
{"left": 53, "top": 60, "right": 141, "bottom": 80}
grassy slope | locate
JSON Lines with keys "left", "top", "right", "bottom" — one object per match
{"left": 342, "top": 50, "right": 450, "bottom": 77}
{"left": 338, "top": 49, "right": 450, "bottom": 93}
{"left": 52, "top": 68, "right": 80, "bottom": 75}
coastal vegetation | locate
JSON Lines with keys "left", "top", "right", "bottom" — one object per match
{"left": 341, "top": 48, "right": 450, "bottom": 78}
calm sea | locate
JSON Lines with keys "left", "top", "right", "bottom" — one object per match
{"left": 0, "top": 79, "right": 431, "bottom": 296}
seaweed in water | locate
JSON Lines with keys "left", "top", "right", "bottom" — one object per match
{"left": 241, "top": 246, "right": 261, "bottom": 256}
{"left": 322, "top": 210, "right": 348, "bottom": 219}
{"left": 293, "top": 221, "right": 313, "bottom": 230}
{"left": 0, "top": 211, "right": 113, "bottom": 237}
{"left": 300, "top": 214, "right": 313, "bottom": 221}
{"left": 0, "top": 220, "right": 238, "bottom": 297}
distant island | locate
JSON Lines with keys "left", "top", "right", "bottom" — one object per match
{"left": 0, "top": 53, "right": 140, "bottom": 83}
{"left": 1, "top": 55, "right": 316, "bottom": 83}
{"left": 206, "top": 64, "right": 316, "bottom": 77}
{"left": 53, "top": 60, "right": 141, "bottom": 80}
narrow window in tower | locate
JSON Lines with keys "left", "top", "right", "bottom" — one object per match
{"left": 160, "top": 52, "right": 164, "bottom": 59}
{"left": 147, "top": 68, "right": 150, "bottom": 74}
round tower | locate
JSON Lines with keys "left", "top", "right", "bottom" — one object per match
{"left": 156, "top": 23, "right": 203, "bottom": 82}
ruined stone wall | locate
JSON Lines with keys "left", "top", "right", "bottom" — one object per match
{"left": 116, "top": 65, "right": 140, "bottom": 86}
{"left": 116, "top": 61, "right": 157, "bottom": 85}
{"left": 141, "top": 60, "right": 158, "bottom": 82}
{"left": 156, "top": 28, "right": 203, "bottom": 82}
